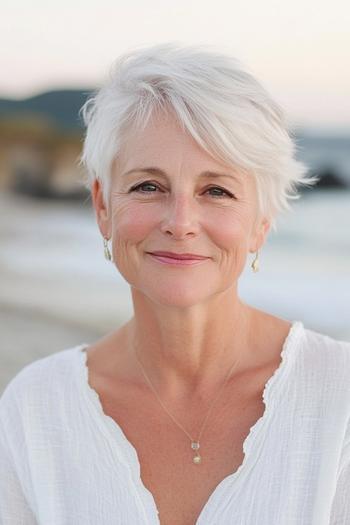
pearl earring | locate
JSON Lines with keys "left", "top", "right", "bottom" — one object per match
{"left": 103, "top": 237, "right": 112, "bottom": 261}
{"left": 251, "top": 250, "right": 259, "bottom": 272}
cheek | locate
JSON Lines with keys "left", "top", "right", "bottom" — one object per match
{"left": 111, "top": 196, "right": 255, "bottom": 250}
{"left": 111, "top": 202, "right": 157, "bottom": 243}
{"left": 205, "top": 205, "right": 252, "bottom": 249}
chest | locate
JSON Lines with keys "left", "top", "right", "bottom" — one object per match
{"left": 89, "top": 373, "right": 267, "bottom": 525}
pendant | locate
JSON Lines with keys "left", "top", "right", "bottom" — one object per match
{"left": 191, "top": 441, "right": 201, "bottom": 464}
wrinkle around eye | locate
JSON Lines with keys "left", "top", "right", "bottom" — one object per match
{"left": 128, "top": 181, "right": 236, "bottom": 199}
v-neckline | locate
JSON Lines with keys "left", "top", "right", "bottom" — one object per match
{"left": 75, "top": 320, "right": 304, "bottom": 524}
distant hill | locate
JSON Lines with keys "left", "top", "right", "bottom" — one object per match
{"left": 0, "top": 89, "right": 94, "bottom": 131}
{"left": 295, "top": 131, "right": 350, "bottom": 185}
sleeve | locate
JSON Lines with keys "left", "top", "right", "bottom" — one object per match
{"left": 329, "top": 418, "right": 350, "bottom": 524}
{"left": 0, "top": 391, "right": 37, "bottom": 524}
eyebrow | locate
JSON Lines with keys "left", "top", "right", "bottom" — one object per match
{"left": 122, "top": 167, "right": 243, "bottom": 185}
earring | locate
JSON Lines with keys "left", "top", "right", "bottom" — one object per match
{"left": 251, "top": 250, "right": 259, "bottom": 272}
{"left": 103, "top": 237, "right": 112, "bottom": 261}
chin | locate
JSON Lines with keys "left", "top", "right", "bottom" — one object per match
{"left": 137, "top": 282, "right": 215, "bottom": 308}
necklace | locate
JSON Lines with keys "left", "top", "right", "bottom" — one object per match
{"left": 134, "top": 349, "right": 242, "bottom": 464}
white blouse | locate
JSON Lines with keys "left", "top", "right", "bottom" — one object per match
{"left": 0, "top": 320, "right": 350, "bottom": 524}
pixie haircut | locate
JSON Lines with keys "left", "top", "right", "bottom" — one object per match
{"left": 79, "top": 42, "right": 318, "bottom": 232}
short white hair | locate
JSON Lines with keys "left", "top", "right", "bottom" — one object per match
{"left": 78, "top": 41, "right": 318, "bottom": 232}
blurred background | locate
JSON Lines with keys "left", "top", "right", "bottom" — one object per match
{"left": 1, "top": 0, "right": 349, "bottom": 392}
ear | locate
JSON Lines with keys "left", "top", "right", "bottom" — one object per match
{"left": 249, "top": 216, "right": 271, "bottom": 253}
{"left": 91, "top": 178, "right": 111, "bottom": 238}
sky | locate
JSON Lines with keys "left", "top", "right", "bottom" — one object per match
{"left": 1, "top": 0, "right": 350, "bottom": 130}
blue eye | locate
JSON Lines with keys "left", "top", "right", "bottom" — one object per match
{"left": 129, "top": 182, "right": 234, "bottom": 199}
{"left": 130, "top": 182, "right": 158, "bottom": 193}
{"left": 207, "top": 187, "right": 234, "bottom": 198}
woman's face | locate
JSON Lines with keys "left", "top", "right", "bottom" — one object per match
{"left": 93, "top": 110, "right": 270, "bottom": 307}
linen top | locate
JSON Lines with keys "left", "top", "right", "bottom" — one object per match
{"left": 0, "top": 320, "right": 350, "bottom": 525}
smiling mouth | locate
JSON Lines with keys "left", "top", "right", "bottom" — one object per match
{"left": 147, "top": 251, "right": 209, "bottom": 260}
{"left": 147, "top": 253, "right": 209, "bottom": 266}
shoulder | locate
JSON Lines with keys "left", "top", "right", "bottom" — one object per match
{"left": 302, "top": 325, "right": 350, "bottom": 363}
{"left": 299, "top": 324, "right": 350, "bottom": 408}
{"left": 0, "top": 343, "right": 87, "bottom": 427}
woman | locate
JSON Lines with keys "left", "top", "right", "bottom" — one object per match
{"left": 0, "top": 42, "right": 349, "bottom": 524}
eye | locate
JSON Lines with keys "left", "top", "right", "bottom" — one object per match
{"left": 206, "top": 186, "right": 235, "bottom": 199}
{"left": 129, "top": 182, "right": 160, "bottom": 193}
{"left": 129, "top": 181, "right": 235, "bottom": 199}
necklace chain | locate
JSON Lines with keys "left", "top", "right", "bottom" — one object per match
{"left": 134, "top": 348, "right": 242, "bottom": 464}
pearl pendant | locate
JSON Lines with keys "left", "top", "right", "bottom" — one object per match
{"left": 191, "top": 442, "right": 201, "bottom": 464}
{"left": 193, "top": 454, "right": 202, "bottom": 464}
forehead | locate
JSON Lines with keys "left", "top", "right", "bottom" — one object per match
{"left": 119, "top": 111, "right": 206, "bottom": 164}
{"left": 114, "top": 110, "right": 252, "bottom": 193}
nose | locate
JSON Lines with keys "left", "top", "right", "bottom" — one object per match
{"left": 160, "top": 193, "right": 200, "bottom": 239}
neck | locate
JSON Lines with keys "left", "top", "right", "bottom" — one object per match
{"left": 124, "top": 287, "right": 258, "bottom": 400}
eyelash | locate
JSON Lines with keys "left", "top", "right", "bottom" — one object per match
{"left": 129, "top": 182, "right": 235, "bottom": 199}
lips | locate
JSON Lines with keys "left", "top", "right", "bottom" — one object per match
{"left": 147, "top": 251, "right": 208, "bottom": 260}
